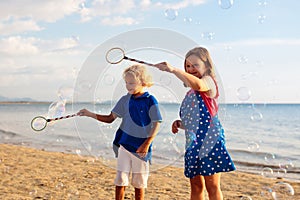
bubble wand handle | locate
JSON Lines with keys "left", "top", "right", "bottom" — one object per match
{"left": 123, "top": 56, "right": 155, "bottom": 66}
{"left": 47, "top": 113, "right": 78, "bottom": 122}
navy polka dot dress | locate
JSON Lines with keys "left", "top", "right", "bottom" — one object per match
{"left": 180, "top": 90, "right": 236, "bottom": 178}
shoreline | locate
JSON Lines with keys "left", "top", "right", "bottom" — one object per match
{"left": 1, "top": 143, "right": 299, "bottom": 199}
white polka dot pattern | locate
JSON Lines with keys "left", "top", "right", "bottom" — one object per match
{"left": 180, "top": 90, "right": 236, "bottom": 178}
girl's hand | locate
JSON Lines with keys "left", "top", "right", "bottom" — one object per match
{"left": 172, "top": 120, "right": 182, "bottom": 134}
{"left": 154, "top": 62, "right": 175, "bottom": 73}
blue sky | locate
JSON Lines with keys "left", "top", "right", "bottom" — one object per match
{"left": 0, "top": 0, "right": 299, "bottom": 103}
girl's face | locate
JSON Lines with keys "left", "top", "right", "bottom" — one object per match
{"left": 124, "top": 73, "right": 144, "bottom": 96}
{"left": 185, "top": 54, "right": 207, "bottom": 78}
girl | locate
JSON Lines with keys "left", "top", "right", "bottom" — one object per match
{"left": 155, "top": 47, "right": 235, "bottom": 200}
{"left": 78, "top": 64, "right": 162, "bottom": 200}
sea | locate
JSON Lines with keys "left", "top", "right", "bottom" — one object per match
{"left": 0, "top": 102, "right": 299, "bottom": 182}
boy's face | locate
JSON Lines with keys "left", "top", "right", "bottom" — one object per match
{"left": 124, "top": 73, "right": 144, "bottom": 96}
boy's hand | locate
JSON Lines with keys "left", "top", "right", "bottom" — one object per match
{"left": 136, "top": 143, "right": 150, "bottom": 158}
{"left": 77, "top": 109, "right": 92, "bottom": 117}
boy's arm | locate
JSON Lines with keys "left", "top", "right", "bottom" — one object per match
{"left": 136, "top": 121, "right": 161, "bottom": 157}
{"left": 78, "top": 109, "right": 117, "bottom": 123}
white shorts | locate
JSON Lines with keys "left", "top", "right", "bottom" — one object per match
{"left": 114, "top": 145, "right": 149, "bottom": 188}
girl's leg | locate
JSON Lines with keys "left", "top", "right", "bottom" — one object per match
{"left": 204, "top": 173, "right": 223, "bottom": 200}
{"left": 115, "top": 186, "right": 126, "bottom": 200}
{"left": 134, "top": 188, "right": 144, "bottom": 200}
{"left": 190, "top": 175, "right": 205, "bottom": 200}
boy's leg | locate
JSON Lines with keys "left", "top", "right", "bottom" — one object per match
{"left": 131, "top": 153, "right": 149, "bottom": 200}
{"left": 134, "top": 188, "right": 144, "bottom": 200}
{"left": 116, "top": 186, "right": 126, "bottom": 200}
{"left": 115, "top": 146, "right": 131, "bottom": 200}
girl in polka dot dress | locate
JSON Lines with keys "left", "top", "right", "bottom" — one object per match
{"left": 155, "top": 47, "right": 235, "bottom": 200}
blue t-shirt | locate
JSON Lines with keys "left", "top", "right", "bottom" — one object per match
{"left": 112, "top": 92, "right": 162, "bottom": 161}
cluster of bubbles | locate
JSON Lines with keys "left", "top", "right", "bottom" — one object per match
{"left": 259, "top": 182, "right": 295, "bottom": 199}
{"left": 164, "top": 8, "right": 178, "bottom": 21}
{"left": 257, "top": 0, "right": 268, "bottom": 24}
{"left": 40, "top": 85, "right": 74, "bottom": 131}
{"left": 244, "top": 142, "right": 296, "bottom": 199}
{"left": 239, "top": 178, "right": 295, "bottom": 199}
{"left": 164, "top": 0, "right": 234, "bottom": 21}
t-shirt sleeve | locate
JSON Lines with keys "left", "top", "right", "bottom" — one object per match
{"left": 149, "top": 96, "right": 163, "bottom": 122}
{"left": 202, "top": 76, "right": 217, "bottom": 98}
{"left": 112, "top": 96, "right": 126, "bottom": 118}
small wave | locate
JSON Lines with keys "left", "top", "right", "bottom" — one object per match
{"left": 52, "top": 134, "right": 79, "bottom": 141}
{"left": 229, "top": 148, "right": 299, "bottom": 161}
{"left": 0, "top": 128, "right": 19, "bottom": 138}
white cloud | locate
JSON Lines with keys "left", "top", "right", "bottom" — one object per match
{"left": 0, "top": 0, "right": 84, "bottom": 22}
{"left": 79, "top": 0, "right": 136, "bottom": 22}
{"left": 101, "top": 16, "right": 138, "bottom": 26}
{"left": 0, "top": 36, "right": 84, "bottom": 56}
{"left": 0, "top": 18, "right": 43, "bottom": 36}
{"left": 0, "top": 0, "right": 84, "bottom": 34}
{"left": 0, "top": 36, "right": 39, "bottom": 55}
{"left": 79, "top": 0, "right": 207, "bottom": 24}
{"left": 161, "top": 0, "right": 206, "bottom": 10}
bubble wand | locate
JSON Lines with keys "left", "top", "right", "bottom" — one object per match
{"left": 31, "top": 113, "right": 78, "bottom": 132}
{"left": 106, "top": 47, "right": 155, "bottom": 66}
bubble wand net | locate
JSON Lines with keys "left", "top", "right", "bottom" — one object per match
{"left": 31, "top": 113, "right": 78, "bottom": 131}
{"left": 105, "top": 47, "right": 155, "bottom": 66}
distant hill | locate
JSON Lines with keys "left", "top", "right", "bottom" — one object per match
{"left": 0, "top": 95, "right": 36, "bottom": 102}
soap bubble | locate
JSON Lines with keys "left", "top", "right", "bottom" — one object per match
{"left": 218, "top": 0, "right": 234, "bottom": 9}
{"left": 57, "top": 85, "right": 73, "bottom": 102}
{"left": 247, "top": 141, "right": 259, "bottom": 152}
{"left": 77, "top": 80, "right": 92, "bottom": 93}
{"left": 258, "top": 14, "right": 266, "bottom": 24}
{"left": 238, "top": 55, "right": 248, "bottom": 64}
{"left": 240, "top": 196, "right": 252, "bottom": 200}
{"left": 258, "top": 0, "right": 268, "bottom": 7}
{"left": 201, "top": 32, "right": 215, "bottom": 40}
{"left": 164, "top": 8, "right": 178, "bottom": 20}
{"left": 159, "top": 74, "right": 172, "bottom": 86}
{"left": 256, "top": 60, "right": 264, "bottom": 68}
{"left": 250, "top": 110, "right": 263, "bottom": 122}
{"left": 48, "top": 101, "right": 66, "bottom": 118}
{"left": 272, "top": 182, "right": 295, "bottom": 199}
{"left": 278, "top": 159, "right": 294, "bottom": 170}
{"left": 56, "top": 182, "right": 64, "bottom": 189}
{"left": 264, "top": 153, "right": 276, "bottom": 164}
{"left": 260, "top": 186, "right": 273, "bottom": 198}
{"left": 103, "top": 74, "right": 115, "bottom": 85}
{"left": 276, "top": 168, "right": 287, "bottom": 178}
{"left": 236, "top": 87, "right": 251, "bottom": 101}
{"left": 224, "top": 45, "right": 232, "bottom": 52}
{"left": 261, "top": 167, "right": 274, "bottom": 178}
{"left": 183, "top": 17, "right": 193, "bottom": 23}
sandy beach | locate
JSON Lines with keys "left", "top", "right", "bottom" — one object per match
{"left": 0, "top": 144, "right": 299, "bottom": 200}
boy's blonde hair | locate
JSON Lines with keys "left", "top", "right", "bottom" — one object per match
{"left": 123, "top": 64, "right": 153, "bottom": 87}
